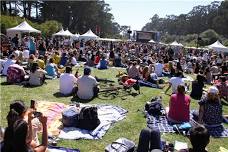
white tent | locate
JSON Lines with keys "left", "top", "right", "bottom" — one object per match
{"left": 52, "top": 29, "right": 65, "bottom": 36}
{"left": 72, "top": 33, "right": 80, "bottom": 40}
{"left": 79, "top": 29, "right": 99, "bottom": 40}
{"left": 208, "top": 40, "right": 228, "bottom": 53}
{"left": 148, "top": 39, "right": 155, "bottom": 43}
{"left": 98, "top": 38, "right": 122, "bottom": 42}
{"left": 170, "top": 41, "right": 183, "bottom": 47}
{"left": 7, "top": 21, "right": 41, "bottom": 33}
{"left": 53, "top": 29, "right": 73, "bottom": 37}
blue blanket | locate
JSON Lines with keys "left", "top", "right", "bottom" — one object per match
{"left": 48, "top": 145, "right": 80, "bottom": 152}
{"left": 146, "top": 112, "right": 228, "bottom": 138}
{"left": 58, "top": 104, "right": 127, "bottom": 140}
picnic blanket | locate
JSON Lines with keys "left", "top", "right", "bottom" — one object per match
{"left": 47, "top": 145, "right": 80, "bottom": 152}
{"left": 146, "top": 114, "right": 175, "bottom": 133}
{"left": 146, "top": 112, "right": 228, "bottom": 137}
{"left": 58, "top": 104, "right": 127, "bottom": 140}
{"left": 37, "top": 101, "right": 66, "bottom": 136}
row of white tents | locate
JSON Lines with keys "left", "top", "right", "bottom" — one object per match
{"left": 6, "top": 21, "right": 228, "bottom": 53}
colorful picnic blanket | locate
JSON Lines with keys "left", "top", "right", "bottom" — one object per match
{"left": 37, "top": 101, "right": 66, "bottom": 136}
{"left": 58, "top": 104, "right": 128, "bottom": 140}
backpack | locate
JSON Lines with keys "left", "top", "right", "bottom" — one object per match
{"left": 62, "top": 106, "right": 80, "bottom": 127}
{"left": 105, "top": 138, "right": 135, "bottom": 152}
{"left": 7, "top": 66, "right": 25, "bottom": 84}
{"left": 78, "top": 106, "right": 100, "bottom": 130}
{"left": 145, "top": 97, "right": 164, "bottom": 117}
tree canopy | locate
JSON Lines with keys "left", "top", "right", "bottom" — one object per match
{"left": 142, "top": 1, "right": 228, "bottom": 38}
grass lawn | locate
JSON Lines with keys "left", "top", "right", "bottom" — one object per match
{"left": 0, "top": 67, "right": 228, "bottom": 152}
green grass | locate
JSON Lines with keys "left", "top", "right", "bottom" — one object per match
{"left": 0, "top": 67, "right": 228, "bottom": 152}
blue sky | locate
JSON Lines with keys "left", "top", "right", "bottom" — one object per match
{"left": 106, "top": 0, "right": 221, "bottom": 30}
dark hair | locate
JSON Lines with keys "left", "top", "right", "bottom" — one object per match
{"left": 30, "top": 62, "right": 39, "bottom": 73}
{"left": 176, "top": 71, "right": 183, "bottom": 77}
{"left": 49, "top": 58, "right": 54, "bottom": 63}
{"left": 10, "top": 54, "right": 15, "bottom": 59}
{"left": 6, "top": 109, "right": 20, "bottom": 127}
{"left": 190, "top": 126, "right": 210, "bottom": 151}
{"left": 177, "top": 84, "right": 185, "bottom": 94}
{"left": 10, "top": 100, "right": 26, "bottom": 116}
{"left": 220, "top": 76, "right": 226, "bottom": 82}
{"left": 65, "top": 66, "right": 72, "bottom": 73}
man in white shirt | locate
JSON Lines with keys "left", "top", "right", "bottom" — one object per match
{"left": 60, "top": 66, "right": 77, "bottom": 96}
{"left": 165, "top": 72, "right": 185, "bottom": 94}
{"left": 2, "top": 54, "right": 16, "bottom": 75}
{"left": 76, "top": 67, "right": 99, "bottom": 100}
{"left": 154, "top": 60, "right": 164, "bottom": 77}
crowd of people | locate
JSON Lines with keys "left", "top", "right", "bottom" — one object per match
{"left": 1, "top": 33, "right": 228, "bottom": 152}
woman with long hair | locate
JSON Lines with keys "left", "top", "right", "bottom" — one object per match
{"left": 29, "top": 62, "right": 46, "bottom": 86}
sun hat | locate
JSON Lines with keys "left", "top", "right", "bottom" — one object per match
{"left": 208, "top": 86, "right": 219, "bottom": 94}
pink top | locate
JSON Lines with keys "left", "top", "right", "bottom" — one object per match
{"left": 168, "top": 93, "right": 191, "bottom": 122}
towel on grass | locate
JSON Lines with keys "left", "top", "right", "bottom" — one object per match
{"left": 37, "top": 101, "right": 66, "bottom": 136}
{"left": 58, "top": 104, "right": 128, "bottom": 140}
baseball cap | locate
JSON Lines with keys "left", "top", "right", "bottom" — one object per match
{"left": 208, "top": 86, "right": 219, "bottom": 94}
{"left": 10, "top": 100, "right": 27, "bottom": 115}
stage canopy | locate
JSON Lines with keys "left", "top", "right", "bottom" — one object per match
{"left": 7, "top": 21, "right": 41, "bottom": 33}
{"left": 208, "top": 40, "right": 228, "bottom": 53}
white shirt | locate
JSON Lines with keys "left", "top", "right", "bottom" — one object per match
{"left": 169, "top": 77, "right": 185, "bottom": 93}
{"left": 77, "top": 75, "right": 98, "bottom": 100}
{"left": 23, "top": 49, "right": 30, "bottom": 59}
{"left": 71, "top": 57, "right": 77, "bottom": 65}
{"left": 154, "top": 63, "right": 164, "bottom": 77}
{"left": 60, "top": 73, "right": 77, "bottom": 95}
{"left": 2, "top": 59, "right": 16, "bottom": 75}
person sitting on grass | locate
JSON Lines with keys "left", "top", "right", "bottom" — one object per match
{"left": 128, "top": 61, "right": 140, "bottom": 79}
{"left": 59, "top": 66, "right": 77, "bottom": 96}
{"left": 97, "top": 55, "right": 108, "bottom": 70}
{"left": 2, "top": 116, "right": 47, "bottom": 152}
{"left": 45, "top": 58, "right": 59, "bottom": 78}
{"left": 76, "top": 67, "right": 99, "bottom": 100}
{"left": 179, "top": 126, "right": 210, "bottom": 152}
{"left": 168, "top": 84, "right": 191, "bottom": 124}
{"left": 198, "top": 86, "right": 223, "bottom": 126}
{"left": 190, "top": 74, "right": 206, "bottom": 100}
{"left": 2, "top": 54, "right": 16, "bottom": 76}
{"left": 29, "top": 62, "right": 47, "bottom": 86}
{"left": 165, "top": 71, "right": 185, "bottom": 94}
{"left": 215, "top": 76, "right": 228, "bottom": 101}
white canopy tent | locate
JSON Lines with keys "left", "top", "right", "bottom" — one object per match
{"left": 52, "top": 29, "right": 74, "bottom": 37}
{"left": 208, "top": 40, "right": 228, "bottom": 53}
{"left": 72, "top": 33, "right": 80, "bottom": 40}
{"left": 7, "top": 21, "right": 41, "bottom": 33}
{"left": 170, "top": 41, "right": 183, "bottom": 47}
{"left": 148, "top": 39, "right": 155, "bottom": 43}
{"left": 79, "top": 29, "right": 99, "bottom": 41}
{"left": 98, "top": 38, "right": 122, "bottom": 42}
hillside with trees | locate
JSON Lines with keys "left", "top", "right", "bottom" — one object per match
{"left": 142, "top": 0, "right": 228, "bottom": 46}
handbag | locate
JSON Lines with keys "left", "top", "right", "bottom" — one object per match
{"left": 105, "top": 138, "right": 135, "bottom": 152}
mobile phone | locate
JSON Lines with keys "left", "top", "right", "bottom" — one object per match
{"left": 30, "top": 100, "right": 36, "bottom": 109}
{"left": 33, "top": 111, "right": 42, "bottom": 117}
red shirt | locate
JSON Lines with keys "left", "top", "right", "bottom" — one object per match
{"left": 168, "top": 93, "right": 191, "bottom": 122}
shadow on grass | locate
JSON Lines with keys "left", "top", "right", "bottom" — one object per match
{"left": 71, "top": 96, "right": 94, "bottom": 103}
{"left": 53, "top": 92, "right": 72, "bottom": 98}
{"left": 0, "top": 81, "right": 10, "bottom": 85}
